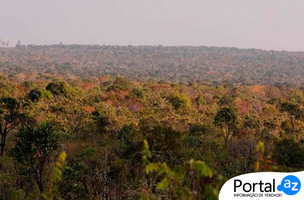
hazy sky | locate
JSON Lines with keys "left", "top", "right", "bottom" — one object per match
{"left": 1, "top": 0, "right": 304, "bottom": 51}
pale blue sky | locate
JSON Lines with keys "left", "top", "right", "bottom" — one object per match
{"left": 1, "top": 0, "right": 304, "bottom": 51}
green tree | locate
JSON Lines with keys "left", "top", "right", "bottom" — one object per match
{"left": 168, "top": 93, "right": 191, "bottom": 111}
{"left": 214, "top": 107, "right": 238, "bottom": 147}
{"left": 0, "top": 97, "right": 20, "bottom": 156}
{"left": 132, "top": 88, "right": 144, "bottom": 98}
{"left": 43, "top": 151, "right": 67, "bottom": 200}
{"left": 28, "top": 88, "right": 52, "bottom": 102}
{"left": 92, "top": 110, "right": 111, "bottom": 134}
{"left": 111, "top": 77, "right": 132, "bottom": 91}
{"left": 273, "top": 139, "right": 304, "bottom": 168}
{"left": 144, "top": 126, "right": 183, "bottom": 164}
{"left": 142, "top": 140, "right": 222, "bottom": 200}
{"left": 46, "top": 81, "right": 70, "bottom": 96}
{"left": 12, "top": 122, "right": 59, "bottom": 193}
{"left": 118, "top": 124, "right": 143, "bottom": 161}
{"left": 28, "top": 88, "right": 43, "bottom": 102}
{"left": 280, "top": 102, "right": 302, "bottom": 135}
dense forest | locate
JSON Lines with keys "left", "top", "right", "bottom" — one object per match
{"left": 2, "top": 45, "right": 304, "bottom": 86}
{"left": 1, "top": 45, "right": 304, "bottom": 199}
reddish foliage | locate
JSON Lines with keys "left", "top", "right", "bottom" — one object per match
{"left": 238, "top": 101, "right": 250, "bottom": 114}
{"left": 82, "top": 82, "right": 95, "bottom": 91}
{"left": 84, "top": 106, "right": 95, "bottom": 113}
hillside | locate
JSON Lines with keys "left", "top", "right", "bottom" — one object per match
{"left": 2, "top": 45, "right": 304, "bottom": 199}
{"left": 0, "top": 75, "right": 304, "bottom": 198}
{"left": 1, "top": 45, "right": 304, "bottom": 86}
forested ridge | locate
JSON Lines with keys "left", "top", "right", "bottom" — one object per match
{"left": 0, "top": 45, "right": 304, "bottom": 199}
{"left": 2, "top": 45, "right": 304, "bottom": 85}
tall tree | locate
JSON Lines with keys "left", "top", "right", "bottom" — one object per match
{"left": 0, "top": 97, "right": 20, "bottom": 156}
{"left": 12, "top": 122, "right": 59, "bottom": 194}
{"left": 280, "top": 102, "right": 302, "bottom": 135}
{"left": 214, "top": 107, "right": 238, "bottom": 147}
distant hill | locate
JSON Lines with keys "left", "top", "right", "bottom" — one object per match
{"left": 0, "top": 39, "right": 12, "bottom": 48}
{"left": 1, "top": 45, "right": 304, "bottom": 86}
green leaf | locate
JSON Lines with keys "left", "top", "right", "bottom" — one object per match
{"left": 255, "top": 141, "right": 264, "bottom": 154}
{"left": 146, "top": 163, "right": 160, "bottom": 174}
{"left": 156, "top": 177, "right": 169, "bottom": 190}
{"left": 189, "top": 159, "right": 213, "bottom": 178}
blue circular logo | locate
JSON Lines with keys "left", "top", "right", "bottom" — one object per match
{"left": 277, "top": 175, "right": 301, "bottom": 195}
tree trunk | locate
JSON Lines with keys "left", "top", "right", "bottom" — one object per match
{"left": 290, "top": 116, "right": 295, "bottom": 135}
{"left": 0, "top": 133, "right": 6, "bottom": 156}
{"left": 224, "top": 125, "right": 229, "bottom": 148}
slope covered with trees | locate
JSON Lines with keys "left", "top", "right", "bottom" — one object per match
{"left": 1, "top": 45, "right": 304, "bottom": 199}
{"left": 1, "top": 45, "right": 304, "bottom": 86}
{"left": 0, "top": 74, "right": 303, "bottom": 199}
